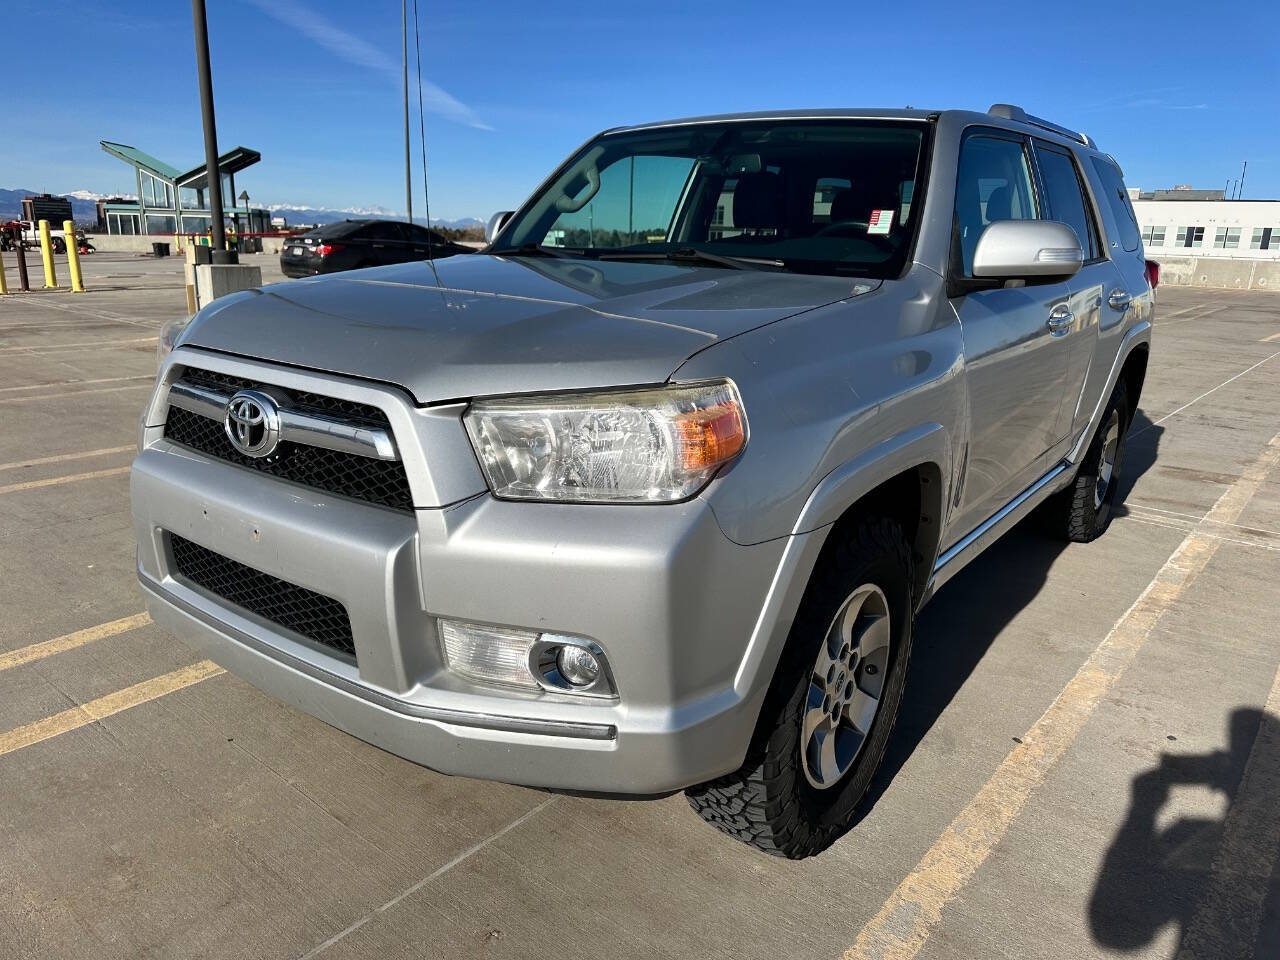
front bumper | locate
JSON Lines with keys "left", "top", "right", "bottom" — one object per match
{"left": 132, "top": 438, "right": 794, "bottom": 794}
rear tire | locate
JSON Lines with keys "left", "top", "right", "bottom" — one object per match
{"left": 686, "top": 517, "right": 914, "bottom": 858}
{"left": 1052, "top": 381, "right": 1130, "bottom": 543}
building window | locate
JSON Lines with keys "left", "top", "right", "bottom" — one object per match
{"left": 107, "top": 212, "right": 140, "bottom": 235}
{"left": 1214, "top": 227, "right": 1241, "bottom": 249}
{"left": 1251, "top": 227, "right": 1280, "bottom": 250}
{"left": 1176, "top": 226, "right": 1204, "bottom": 248}
{"left": 180, "top": 215, "right": 211, "bottom": 235}
{"left": 1142, "top": 225, "right": 1165, "bottom": 247}
{"left": 145, "top": 214, "right": 177, "bottom": 235}
{"left": 141, "top": 172, "right": 174, "bottom": 210}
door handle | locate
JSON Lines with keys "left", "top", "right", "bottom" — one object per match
{"left": 1047, "top": 305, "right": 1074, "bottom": 337}
{"left": 1107, "top": 289, "right": 1132, "bottom": 312}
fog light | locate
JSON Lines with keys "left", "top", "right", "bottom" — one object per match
{"left": 556, "top": 645, "right": 601, "bottom": 686}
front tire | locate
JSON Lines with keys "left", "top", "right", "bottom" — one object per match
{"left": 686, "top": 517, "right": 914, "bottom": 858}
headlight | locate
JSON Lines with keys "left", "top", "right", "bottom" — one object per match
{"left": 157, "top": 315, "right": 193, "bottom": 366}
{"left": 464, "top": 380, "right": 747, "bottom": 503}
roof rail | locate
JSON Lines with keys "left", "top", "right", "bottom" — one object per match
{"left": 987, "top": 103, "right": 1094, "bottom": 148}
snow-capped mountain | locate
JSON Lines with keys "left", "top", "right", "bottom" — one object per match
{"left": 1, "top": 187, "right": 483, "bottom": 230}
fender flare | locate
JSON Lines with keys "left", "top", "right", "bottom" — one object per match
{"left": 732, "top": 422, "right": 951, "bottom": 699}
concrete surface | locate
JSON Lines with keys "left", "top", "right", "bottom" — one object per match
{"left": 1151, "top": 254, "right": 1280, "bottom": 290}
{"left": 1, "top": 256, "right": 1278, "bottom": 960}
{"left": 193, "top": 262, "right": 263, "bottom": 308}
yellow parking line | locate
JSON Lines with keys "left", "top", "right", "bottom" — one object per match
{"left": 0, "top": 660, "right": 223, "bottom": 758}
{"left": 0, "top": 336, "right": 156, "bottom": 354}
{"left": 844, "top": 430, "right": 1280, "bottom": 960}
{"left": 0, "top": 383, "right": 153, "bottom": 405}
{"left": 1262, "top": 331, "right": 1280, "bottom": 343}
{"left": 0, "top": 613, "right": 151, "bottom": 673}
{"left": 0, "top": 445, "right": 135, "bottom": 473}
{"left": 0, "top": 465, "right": 131, "bottom": 496}
{"left": 0, "top": 375, "right": 151, "bottom": 394}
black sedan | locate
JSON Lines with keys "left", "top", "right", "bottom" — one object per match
{"left": 279, "top": 219, "right": 472, "bottom": 278}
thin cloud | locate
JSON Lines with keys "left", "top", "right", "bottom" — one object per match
{"left": 243, "top": 0, "right": 491, "bottom": 130}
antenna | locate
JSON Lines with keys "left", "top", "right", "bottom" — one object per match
{"left": 401, "top": 0, "right": 413, "bottom": 226}
{"left": 411, "top": 0, "right": 443, "bottom": 288}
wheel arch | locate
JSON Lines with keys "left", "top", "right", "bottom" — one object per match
{"left": 1118, "top": 342, "right": 1149, "bottom": 418}
{"left": 732, "top": 423, "right": 950, "bottom": 700}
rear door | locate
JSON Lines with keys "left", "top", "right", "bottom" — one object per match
{"left": 1032, "top": 139, "right": 1115, "bottom": 457}
{"left": 947, "top": 129, "right": 1074, "bottom": 540}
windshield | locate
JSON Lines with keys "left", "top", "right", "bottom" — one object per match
{"left": 493, "top": 119, "right": 929, "bottom": 278}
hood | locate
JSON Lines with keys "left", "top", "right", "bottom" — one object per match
{"left": 182, "top": 254, "right": 876, "bottom": 404}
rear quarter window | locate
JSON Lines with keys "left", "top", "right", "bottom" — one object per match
{"left": 1091, "top": 158, "right": 1141, "bottom": 253}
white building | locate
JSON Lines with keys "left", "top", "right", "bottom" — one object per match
{"left": 1130, "top": 187, "right": 1280, "bottom": 260}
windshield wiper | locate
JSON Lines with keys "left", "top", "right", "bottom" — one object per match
{"left": 595, "top": 247, "right": 783, "bottom": 271}
{"left": 496, "top": 243, "right": 594, "bottom": 259}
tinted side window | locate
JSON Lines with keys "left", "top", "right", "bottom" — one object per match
{"left": 354, "top": 222, "right": 402, "bottom": 241}
{"left": 1091, "top": 158, "right": 1140, "bottom": 252}
{"left": 954, "top": 133, "right": 1038, "bottom": 276}
{"left": 1035, "top": 144, "right": 1099, "bottom": 259}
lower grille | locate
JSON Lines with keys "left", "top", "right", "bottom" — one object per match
{"left": 169, "top": 534, "right": 356, "bottom": 662}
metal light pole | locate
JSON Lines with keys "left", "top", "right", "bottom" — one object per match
{"left": 192, "top": 0, "right": 234, "bottom": 262}
{"left": 402, "top": 0, "right": 413, "bottom": 225}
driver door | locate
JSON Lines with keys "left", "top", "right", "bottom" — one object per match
{"left": 947, "top": 130, "right": 1072, "bottom": 541}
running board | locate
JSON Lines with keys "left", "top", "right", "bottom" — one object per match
{"left": 924, "top": 462, "right": 1072, "bottom": 602}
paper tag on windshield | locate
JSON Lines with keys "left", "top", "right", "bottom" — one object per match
{"left": 868, "top": 209, "right": 894, "bottom": 235}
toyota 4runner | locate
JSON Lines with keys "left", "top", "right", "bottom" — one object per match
{"left": 134, "top": 104, "right": 1155, "bottom": 857}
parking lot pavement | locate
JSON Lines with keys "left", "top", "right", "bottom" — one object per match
{"left": 1, "top": 267, "right": 1278, "bottom": 960}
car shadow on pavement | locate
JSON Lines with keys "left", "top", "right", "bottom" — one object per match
{"left": 1088, "top": 707, "right": 1280, "bottom": 957}
{"left": 851, "top": 409, "right": 1164, "bottom": 827}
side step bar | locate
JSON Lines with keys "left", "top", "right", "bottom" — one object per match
{"left": 924, "top": 462, "right": 1072, "bottom": 602}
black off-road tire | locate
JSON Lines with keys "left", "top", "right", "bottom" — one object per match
{"left": 686, "top": 517, "right": 914, "bottom": 858}
{"left": 1051, "top": 382, "right": 1130, "bottom": 543}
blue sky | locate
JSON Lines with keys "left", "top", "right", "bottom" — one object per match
{"left": 3, "top": 0, "right": 1277, "bottom": 221}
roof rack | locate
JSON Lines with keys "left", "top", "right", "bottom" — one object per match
{"left": 987, "top": 104, "right": 1093, "bottom": 148}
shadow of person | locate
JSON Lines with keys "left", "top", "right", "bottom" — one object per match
{"left": 853, "top": 406, "right": 1165, "bottom": 824}
{"left": 1088, "top": 708, "right": 1266, "bottom": 952}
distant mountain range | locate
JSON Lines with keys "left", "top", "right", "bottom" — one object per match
{"left": 0, "top": 187, "right": 484, "bottom": 230}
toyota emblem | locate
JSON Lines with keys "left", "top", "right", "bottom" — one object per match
{"left": 224, "top": 390, "right": 282, "bottom": 458}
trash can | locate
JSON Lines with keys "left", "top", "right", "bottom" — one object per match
{"left": 151, "top": 242, "right": 171, "bottom": 258}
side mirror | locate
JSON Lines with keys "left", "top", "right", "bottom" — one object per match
{"left": 485, "top": 210, "right": 514, "bottom": 244}
{"left": 972, "top": 219, "right": 1083, "bottom": 281}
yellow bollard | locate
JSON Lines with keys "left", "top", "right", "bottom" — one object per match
{"left": 63, "top": 220, "right": 85, "bottom": 293}
{"left": 0, "top": 251, "right": 8, "bottom": 295}
{"left": 37, "top": 219, "right": 58, "bottom": 288}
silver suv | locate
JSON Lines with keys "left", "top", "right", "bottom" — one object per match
{"left": 133, "top": 105, "right": 1154, "bottom": 857}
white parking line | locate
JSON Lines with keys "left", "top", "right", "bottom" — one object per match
{"left": 296, "top": 796, "right": 559, "bottom": 959}
{"left": 1130, "top": 349, "right": 1280, "bottom": 438}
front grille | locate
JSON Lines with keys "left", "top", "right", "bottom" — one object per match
{"left": 162, "top": 369, "right": 414, "bottom": 513}
{"left": 169, "top": 534, "right": 356, "bottom": 661}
